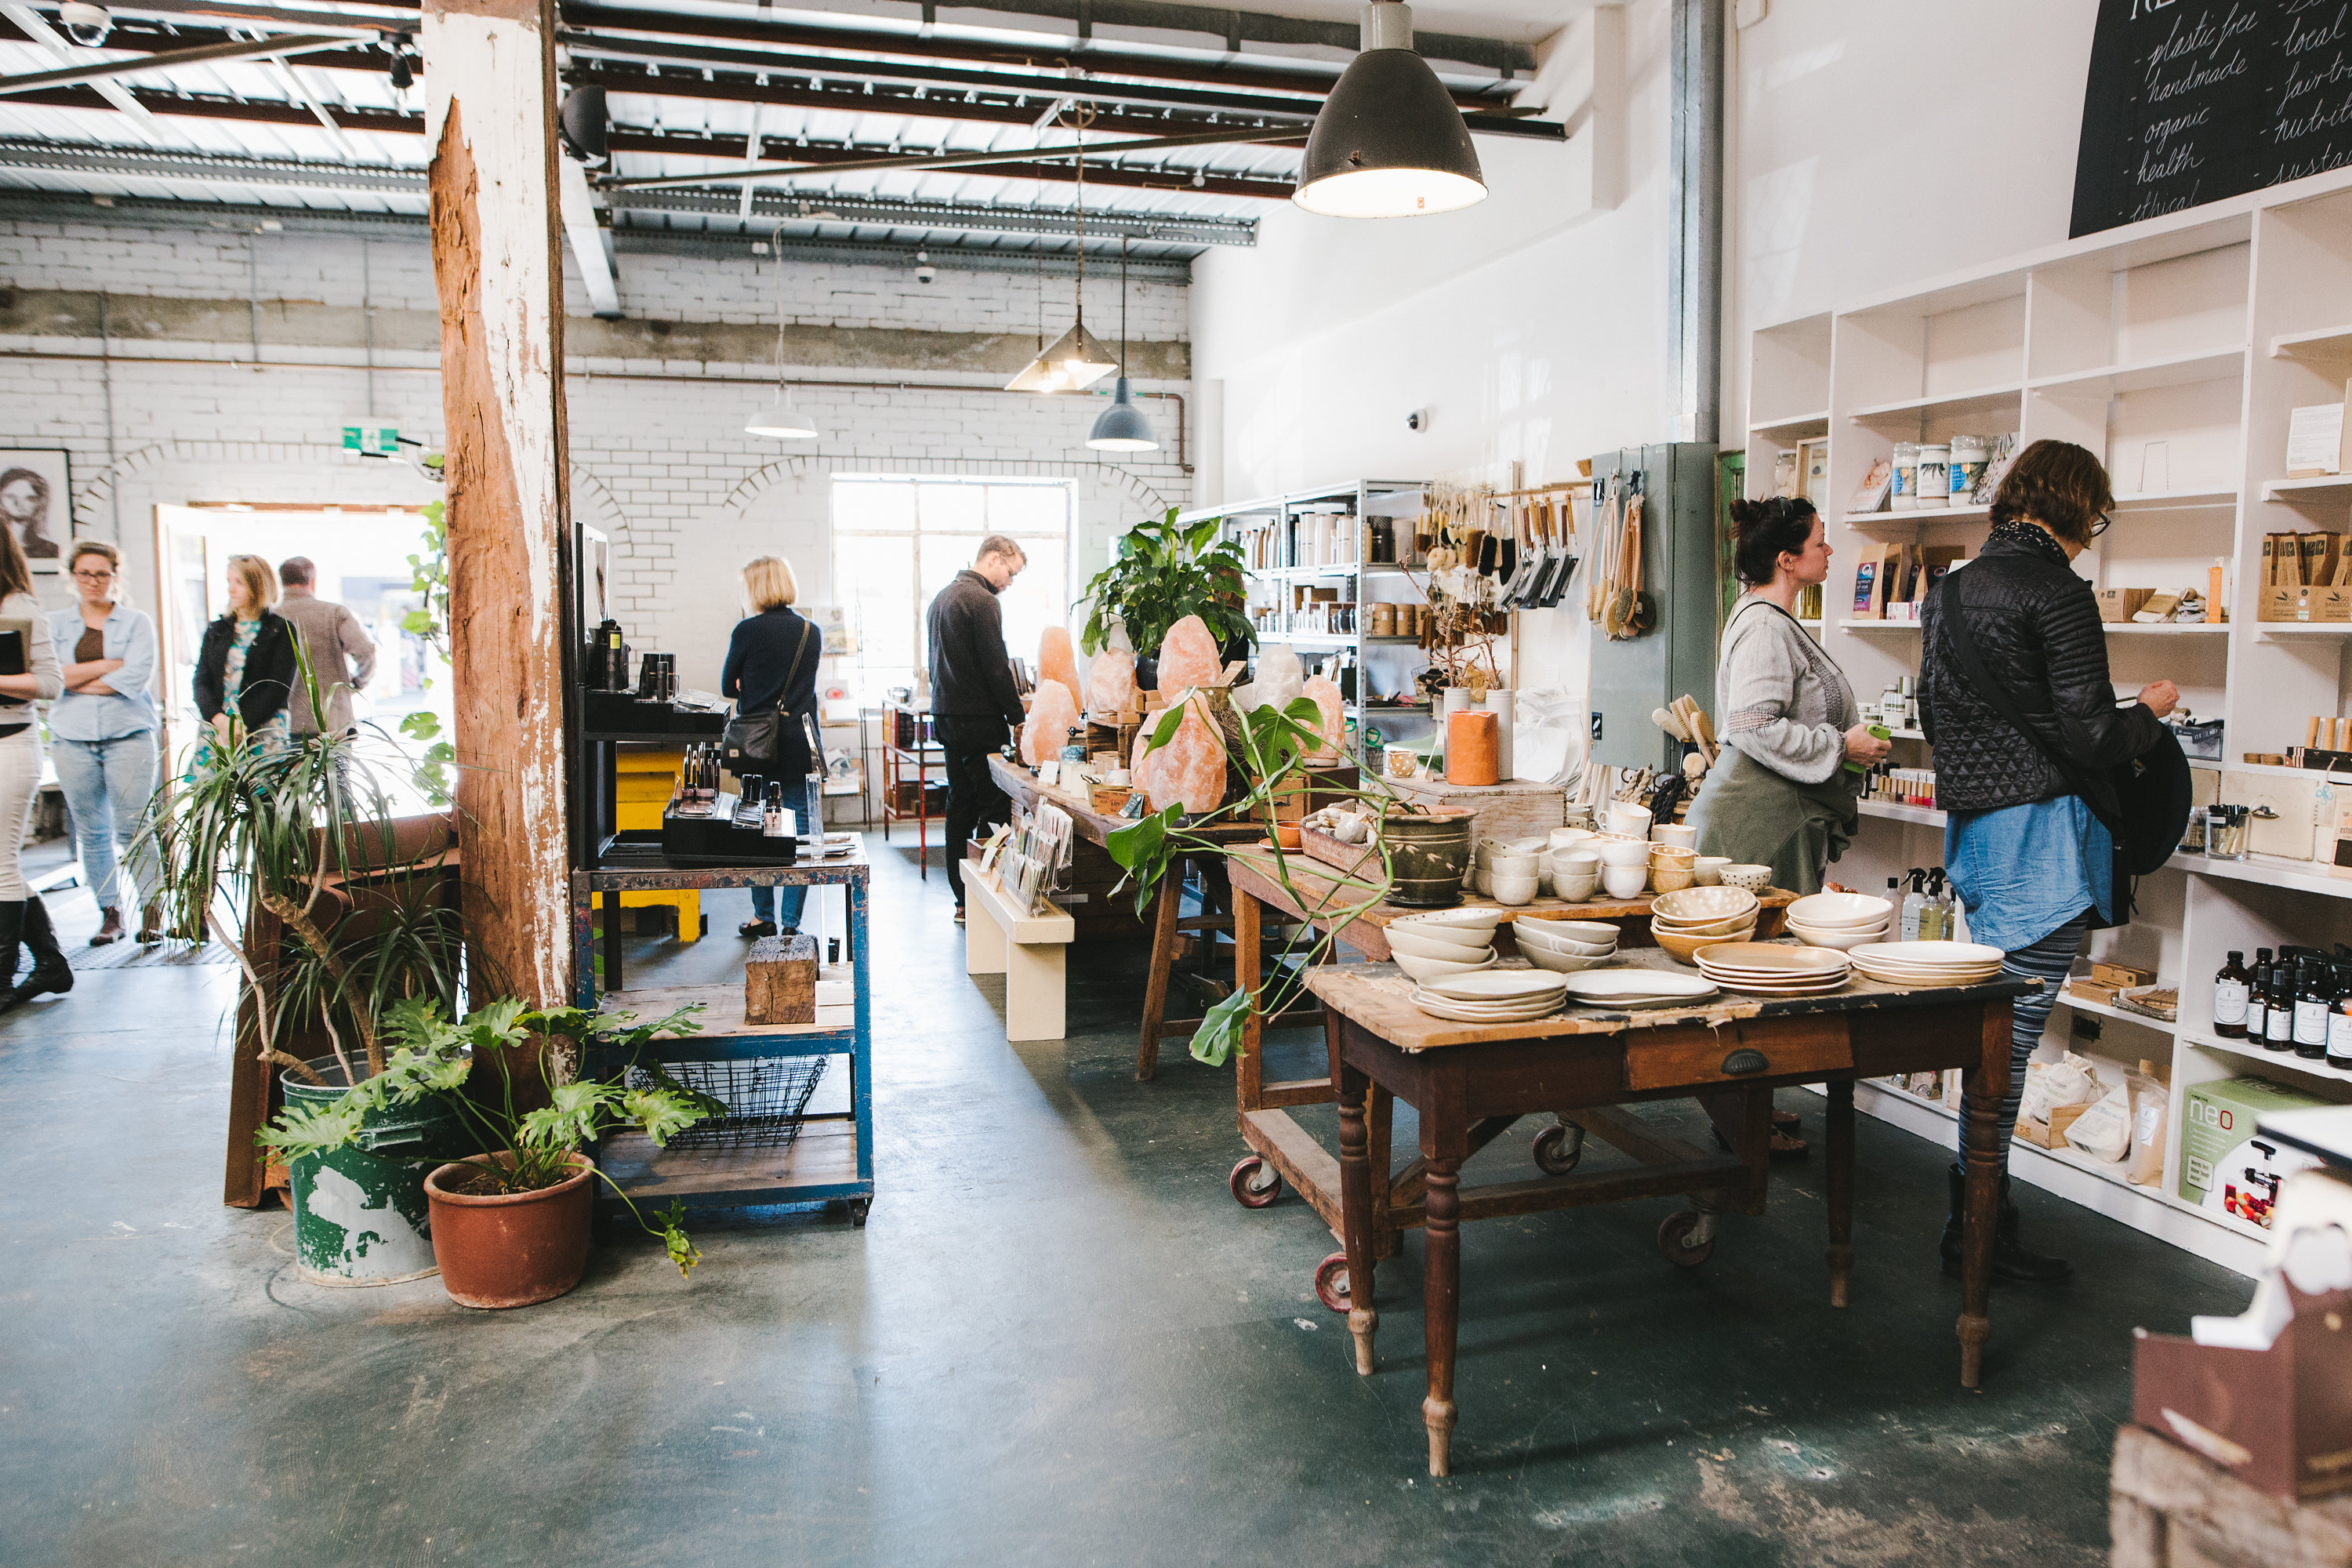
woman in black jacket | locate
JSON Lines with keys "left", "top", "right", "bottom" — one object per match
{"left": 192, "top": 554, "right": 297, "bottom": 766}
{"left": 721, "top": 554, "right": 822, "bottom": 937}
{"left": 1918, "top": 439, "right": 2178, "bottom": 1285}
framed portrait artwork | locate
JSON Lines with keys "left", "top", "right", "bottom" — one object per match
{"left": 0, "top": 449, "right": 70, "bottom": 571}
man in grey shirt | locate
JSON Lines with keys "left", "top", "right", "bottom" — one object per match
{"left": 277, "top": 557, "right": 378, "bottom": 735}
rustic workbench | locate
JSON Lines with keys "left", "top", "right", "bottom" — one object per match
{"left": 1301, "top": 952, "right": 2032, "bottom": 1476}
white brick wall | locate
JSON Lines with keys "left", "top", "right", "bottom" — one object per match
{"left": 0, "top": 220, "right": 1192, "bottom": 703}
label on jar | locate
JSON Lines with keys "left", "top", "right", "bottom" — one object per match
{"left": 2268, "top": 1004, "right": 2295, "bottom": 1044}
{"left": 2329, "top": 1008, "right": 2352, "bottom": 1065}
{"left": 2296, "top": 999, "right": 2330, "bottom": 1047}
{"left": 2248, "top": 995, "right": 2269, "bottom": 1036}
{"left": 2214, "top": 980, "right": 2248, "bottom": 1025}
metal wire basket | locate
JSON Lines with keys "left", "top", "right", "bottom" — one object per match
{"left": 631, "top": 1055, "right": 827, "bottom": 1150}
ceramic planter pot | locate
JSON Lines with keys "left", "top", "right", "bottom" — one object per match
{"left": 1381, "top": 809, "right": 1475, "bottom": 908}
{"left": 423, "top": 1152, "right": 596, "bottom": 1309}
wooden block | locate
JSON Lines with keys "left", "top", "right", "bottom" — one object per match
{"left": 2093, "top": 961, "right": 2158, "bottom": 990}
{"left": 745, "top": 933, "right": 818, "bottom": 1024}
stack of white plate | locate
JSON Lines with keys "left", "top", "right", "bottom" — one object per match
{"left": 1509, "top": 917, "right": 1623, "bottom": 974}
{"left": 1411, "top": 969, "right": 1570, "bottom": 1023}
{"left": 1385, "top": 909, "right": 1504, "bottom": 982}
{"left": 1646, "top": 886, "right": 1761, "bottom": 962}
{"left": 1848, "top": 940, "right": 2005, "bottom": 988}
{"left": 1693, "top": 942, "right": 1852, "bottom": 996}
{"left": 1785, "top": 891, "right": 1894, "bottom": 952}
{"left": 1556, "top": 969, "right": 1721, "bottom": 1010}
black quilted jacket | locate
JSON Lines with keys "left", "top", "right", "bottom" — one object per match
{"left": 1918, "top": 524, "right": 2166, "bottom": 818}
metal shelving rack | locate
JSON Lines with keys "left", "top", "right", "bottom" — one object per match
{"left": 876, "top": 703, "right": 947, "bottom": 877}
{"left": 1177, "top": 479, "right": 1433, "bottom": 760}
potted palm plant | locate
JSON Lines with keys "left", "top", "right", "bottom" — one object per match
{"left": 258, "top": 996, "right": 717, "bottom": 1307}
{"left": 1078, "top": 507, "right": 1254, "bottom": 684}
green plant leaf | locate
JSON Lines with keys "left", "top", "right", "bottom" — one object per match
{"left": 1188, "top": 987, "right": 1253, "bottom": 1068}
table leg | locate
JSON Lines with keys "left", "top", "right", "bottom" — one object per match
{"left": 1337, "top": 1052, "right": 1377, "bottom": 1377}
{"left": 1422, "top": 1151, "right": 1462, "bottom": 1477}
{"left": 1957, "top": 1000, "right": 2013, "bottom": 1388}
{"left": 1825, "top": 1079, "right": 1855, "bottom": 1308}
{"left": 1235, "top": 887, "right": 1264, "bottom": 1113}
{"left": 601, "top": 885, "right": 623, "bottom": 994}
{"left": 1134, "top": 868, "right": 1183, "bottom": 1081}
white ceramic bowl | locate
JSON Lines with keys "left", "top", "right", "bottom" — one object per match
{"left": 1387, "top": 926, "right": 1492, "bottom": 960}
{"left": 1490, "top": 873, "right": 1539, "bottom": 907}
{"left": 1596, "top": 838, "right": 1652, "bottom": 868}
{"left": 1652, "top": 823, "right": 1697, "bottom": 849}
{"left": 1787, "top": 921, "right": 1893, "bottom": 953}
{"left": 1519, "top": 930, "right": 1617, "bottom": 958}
{"left": 1650, "top": 911, "right": 1756, "bottom": 939}
{"left": 1509, "top": 837, "right": 1549, "bottom": 855}
{"left": 1548, "top": 827, "right": 1596, "bottom": 853}
{"left": 1718, "top": 864, "right": 1773, "bottom": 892}
{"left": 1554, "top": 873, "right": 1600, "bottom": 902}
{"left": 1392, "top": 948, "right": 1501, "bottom": 982}
{"left": 1650, "top": 886, "right": 1762, "bottom": 924}
{"left": 1473, "top": 867, "right": 1494, "bottom": 897}
{"left": 1786, "top": 891, "right": 1896, "bottom": 930}
{"left": 1487, "top": 853, "right": 1541, "bottom": 879}
{"left": 1522, "top": 919, "right": 1621, "bottom": 946}
{"left": 1521, "top": 943, "right": 1622, "bottom": 974}
{"left": 1602, "top": 864, "right": 1650, "bottom": 899}
{"left": 1607, "top": 803, "right": 1653, "bottom": 837}
{"left": 1693, "top": 856, "right": 1732, "bottom": 886}
{"left": 1395, "top": 909, "right": 1505, "bottom": 932}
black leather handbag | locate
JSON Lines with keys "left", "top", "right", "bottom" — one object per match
{"left": 720, "top": 617, "right": 815, "bottom": 771}
{"left": 1933, "top": 574, "right": 2191, "bottom": 920}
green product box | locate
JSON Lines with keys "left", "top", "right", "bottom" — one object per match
{"left": 2177, "top": 1076, "right": 2332, "bottom": 1223}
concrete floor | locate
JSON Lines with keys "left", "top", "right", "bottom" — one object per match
{"left": 0, "top": 835, "right": 2253, "bottom": 1566}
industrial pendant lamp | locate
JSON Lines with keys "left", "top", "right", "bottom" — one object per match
{"left": 746, "top": 220, "right": 819, "bottom": 440}
{"left": 1008, "top": 129, "right": 1119, "bottom": 393}
{"left": 1293, "top": 0, "right": 1485, "bottom": 219}
{"left": 1087, "top": 238, "right": 1158, "bottom": 452}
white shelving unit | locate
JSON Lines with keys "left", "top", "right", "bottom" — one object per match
{"left": 1744, "top": 169, "right": 2352, "bottom": 1276}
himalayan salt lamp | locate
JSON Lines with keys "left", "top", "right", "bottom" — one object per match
{"left": 1086, "top": 648, "right": 1136, "bottom": 715}
{"left": 1037, "top": 626, "right": 1080, "bottom": 698}
{"left": 1249, "top": 643, "right": 1303, "bottom": 713}
{"left": 1021, "top": 678, "right": 1080, "bottom": 766}
{"left": 1156, "top": 614, "right": 1223, "bottom": 695}
{"left": 1152, "top": 697, "right": 1228, "bottom": 814}
{"left": 1301, "top": 673, "right": 1345, "bottom": 756}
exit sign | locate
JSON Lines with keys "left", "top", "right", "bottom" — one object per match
{"left": 342, "top": 424, "right": 401, "bottom": 454}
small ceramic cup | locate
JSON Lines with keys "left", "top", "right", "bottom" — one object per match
{"left": 1719, "top": 863, "right": 1773, "bottom": 892}
{"left": 1648, "top": 845, "right": 1697, "bottom": 870}
{"left": 1653, "top": 822, "right": 1697, "bottom": 850}
{"left": 1106, "top": 768, "right": 1132, "bottom": 786}
{"left": 1648, "top": 865, "right": 1696, "bottom": 894}
{"left": 1607, "top": 803, "right": 1653, "bottom": 837}
{"left": 1554, "top": 869, "right": 1600, "bottom": 902}
{"left": 1488, "top": 852, "right": 1541, "bottom": 879}
{"left": 1693, "top": 855, "right": 1732, "bottom": 887}
{"left": 1602, "top": 863, "right": 1650, "bottom": 899}
{"left": 1474, "top": 866, "right": 1494, "bottom": 897}
{"left": 1548, "top": 827, "right": 1595, "bottom": 854}
{"left": 1490, "top": 873, "right": 1539, "bottom": 906}
{"left": 1595, "top": 837, "right": 1651, "bottom": 868}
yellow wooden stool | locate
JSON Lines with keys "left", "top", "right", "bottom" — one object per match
{"left": 614, "top": 751, "right": 700, "bottom": 942}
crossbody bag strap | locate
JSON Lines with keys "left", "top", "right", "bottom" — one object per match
{"left": 1933, "top": 572, "right": 2110, "bottom": 825}
{"left": 774, "top": 618, "right": 815, "bottom": 714}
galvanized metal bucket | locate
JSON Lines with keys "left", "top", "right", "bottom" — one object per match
{"left": 281, "top": 1056, "right": 468, "bottom": 1287}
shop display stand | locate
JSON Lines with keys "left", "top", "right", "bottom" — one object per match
{"left": 569, "top": 839, "right": 875, "bottom": 1224}
{"left": 877, "top": 703, "right": 946, "bottom": 878}
{"left": 1743, "top": 165, "right": 2352, "bottom": 1276}
{"left": 1175, "top": 480, "right": 1431, "bottom": 757}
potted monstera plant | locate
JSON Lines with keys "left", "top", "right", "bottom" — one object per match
{"left": 259, "top": 996, "right": 717, "bottom": 1308}
{"left": 1078, "top": 507, "right": 1254, "bottom": 685}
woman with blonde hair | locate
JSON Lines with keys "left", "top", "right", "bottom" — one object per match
{"left": 0, "top": 516, "right": 66, "bottom": 1010}
{"left": 721, "top": 554, "right": 822, "bottom": 938}
{"left": 50, "top": 539, "right": 160, "bottom": 946}
{"left": 192, "top": 553, "right": 296, "bottom": 767}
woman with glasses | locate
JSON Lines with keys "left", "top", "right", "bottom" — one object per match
{"left": 1920, "top": 438, "right": 2177, "bottom": 1285}
{"left": 50, "top": 541, "right": 159, "bottom": 946}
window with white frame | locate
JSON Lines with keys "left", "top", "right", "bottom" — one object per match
{"left": 830, "top": 475, "right": 1076, "bottom": 696}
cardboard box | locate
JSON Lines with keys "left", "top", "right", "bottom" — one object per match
{"left": 2092, "top": 961, "right": 2158, "bottom": 989}
{"left": 2177, "top": 1076, "right": 2331, "bottom": 1220}
{"left": 2262, "top": 584, "right": 2352, "bottom": 622}
{"left": 2097, "top": 588, "right": 2154, "bottom": 622}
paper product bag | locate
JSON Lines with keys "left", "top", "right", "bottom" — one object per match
{"left": 2065, "top": 1081, "right": 2134, "bottom": 1163}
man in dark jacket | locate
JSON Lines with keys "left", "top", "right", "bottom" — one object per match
{"left": 927, "top": 534, "right": 1028, "bottom": 920}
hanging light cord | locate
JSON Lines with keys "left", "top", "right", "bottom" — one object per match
{"left": 1059, "top": 102, "right": 1098, "bottom": 335}
{"left": 770, "top": 217, "right": 790, "bottom": 397}
{"left": 1119, "top": 235, "right": 1129, "bottom": 376}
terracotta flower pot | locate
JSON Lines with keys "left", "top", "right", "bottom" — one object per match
{"left": 423, "top": 1152, "right": 595, "bottom": 1309}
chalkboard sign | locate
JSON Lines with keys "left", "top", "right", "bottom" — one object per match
{"left": 2071, "top": 0, "right": 2352, "bottom": 238}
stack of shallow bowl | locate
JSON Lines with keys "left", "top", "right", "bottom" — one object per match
{"left": 1385, "top": 909, "right": 1504, "bottom": 982}
{"left": 1693, "top": 941, "right": 1851, "bottom": 996}
{"left": 1646, "top": 886, "right": 1761, "bottom": 964}
{"left": 1557, "top": 969, "right": 1719, "bottom": 1010}
{"left": 1410, "top": 969, "right": 1569, "bottom": 1024}
{"left": 1785, "top": 891, "right": 1895, "bottom": 952}
{"left": 1510, "top": 917, "right": 1622, "bottom": 974}
{"left": 1648, "top": 844, "right": 1697, "bottom": 894}
{"left": 1848, "top": 940, "right": 2005, "bottom": 988}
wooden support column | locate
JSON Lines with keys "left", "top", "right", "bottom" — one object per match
{"left": 425, "top": 0, "right": 574, "bottom": 1007}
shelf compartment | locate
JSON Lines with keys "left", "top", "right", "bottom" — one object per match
{"left": 1857, "top": 798, "right": 1946, "bottom": 826}
{"left": 2102, "top": 622, "right": 2229, "bottom": 635}
{"left": 2170, "top": 851, "right": 2352, "bottom": 900}
{"left": 2270, "top": 323, "right": 2352, "bottom": 361}
{"left": 2254, "top": 622, "right": 2352, "bottom": 638}
{"left": 1846, "top": 384, "right": 2024, "bottom": 425}
{"left": 2053, "top": 989, "right": 2176, "bottom": 1032}
{"left": 2260, "top": 474, "right": 2352, "bottom": 504}
{"left": 1836, "top": 619, "right": 1922, "bottom": 633}
{"left": 1842, "top": 503, "right": 1991, "bottom": 527}
{"left": 1749, "top": 411, "right": 1830, "bottom": 441}
{"left": 591, "top": 982, "right": 857, "bottom": 1062}
{"left": 2027, "top": 347, "right": 2247, "bottom": 397}
{"left": 593, "top": 1122, "right": 865, "bottom": 1214}
{"left": 2177, "top": 1029, "right": 2352, "bottom": 1086}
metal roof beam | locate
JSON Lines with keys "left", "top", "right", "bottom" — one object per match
{"left": 912, "top": 0, "right": 1534, "bottom": 78}
{"left": 601, "top": 121, "right": 1301, "bottom": 192}
{"left": 0, "top": 29, "right": 358, "bottom": 93}
{"left": 0, "top": 135, "right": 421, "bottom": 187}
{"left": 617, "top": 185, "right": 1253, "bottom": 245}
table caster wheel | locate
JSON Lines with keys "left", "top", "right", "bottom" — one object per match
{"left": 1658, "top": 1209, "right": 1716, "bottom": 1269}
{"left": 1532, "top": 1122, "right": 1584, "bottom": 1176}
{"left": 1229, "top": 1155, "right": 1281, "bottom": 1209}
{"left": 850, "top": 1200, "right": 871, "bottom": 1229}
{"left": 1314, "top": 1250, "right": 1353, "bottom": 1312}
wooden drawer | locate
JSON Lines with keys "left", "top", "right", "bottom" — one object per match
{"left": 1622, "top": 1014, "right": 1853, "bottom": 1091}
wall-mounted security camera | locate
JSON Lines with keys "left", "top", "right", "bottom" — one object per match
{"left": 60, "top": 2, "right": 112, "bottom": 46}
{"left": 1406, "top": 408, "right": 1430, "bottom": 432}
{"left": 914, "top": 249, "right": 935, "bottom": 285}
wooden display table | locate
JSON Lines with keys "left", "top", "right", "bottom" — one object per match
{"left": 962, "top": 865, "right": 1076, "bottom": 1041}
{"left": 1302, "top": 953, "right": 2033, "bottom": 1475}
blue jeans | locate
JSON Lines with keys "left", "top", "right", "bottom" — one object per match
{"left": 53, "top": 731, "right": 158, "bottom": 913}
{"left": 750, "top": 883, "right": 808, "bottom": 928}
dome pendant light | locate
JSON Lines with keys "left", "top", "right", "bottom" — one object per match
{"left": 1293, "top": 0, "right": 1485, "bottom": 219}
{"left": 1088, "top": 238, "right": 1160, "bottom": 452}
{"left": 1009, "top": 118, "right": 1120, "bottom": 393}
{"left": 746, "top": 220, "right": 819, "bottom": 441}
